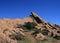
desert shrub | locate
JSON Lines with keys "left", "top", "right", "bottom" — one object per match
{"left": 32, "top": 28, "right": 49, "bottom": 36}
{"left": 16, "top": 24, "right": 22, "bottom": 28}
{"left": 14, "top": 33, "right": 25, "bottom": 40}
{"left": 16, "top": 24, "right": 25, "bottom": 28}
{"left": 9, "top": 32, "right": 24, "bottom": 40}
{"left": 32, "top": 29, "right": 41, "bottom": 35}
{"left": 41, "top": 30, "right": 49, "bottom": 35}
{"left": 24, "top": 22, "right": 37, "bottom": 30}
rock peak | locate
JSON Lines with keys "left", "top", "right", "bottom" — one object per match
{"left": 30, "top": 12, "right": 46, "bottom": 24}
{"left": 31, "top": 12, "right": 39, "bottom": 17}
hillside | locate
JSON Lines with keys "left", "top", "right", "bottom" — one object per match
{"left": 0, "top": 12, "right": 60, "bottom": 43}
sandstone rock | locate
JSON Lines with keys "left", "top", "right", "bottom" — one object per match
{"left": 35, "top": 33, "right": 46, "bottom": 40}
{"left": 0, "top": 12, "right": 60, "bottom": 43}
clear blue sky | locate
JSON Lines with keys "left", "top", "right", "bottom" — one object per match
{"left": 0, "top": 0, "right": 60, "bottom": 25}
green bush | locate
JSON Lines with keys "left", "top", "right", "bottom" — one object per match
{"left": 32, "top": 29, "right": 41, "bottom": 35}
{"left": 24, "top": 22, "right": 37, "bottom": 30}
{"left": 41, "top": 30, "right": 49, "bottom": 35}
{"left": 14, "top": 32, "right": 25, "bottom": 40}
{"left": 9, "top": 32, "right": 24, "bottom": 40}
{"left": 16, "top": 24, "right": 25, "bottom": 29}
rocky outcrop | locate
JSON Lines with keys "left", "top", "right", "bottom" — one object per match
{"left": 30, "top": 12, "right": 46, "bottom": 24}
{"left": 0, "top": 12, "right": 60, "bottom": 43}
{"left": 30, "top": 12, "right": 60, "bottom": 40}
{"left": 35, "top": 33, "right": 46, "bottom": 40}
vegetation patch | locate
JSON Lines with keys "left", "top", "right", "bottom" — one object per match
{"left": 41, "top": 29, "right": 49, "bottom": 35}
{"left": 24, "top": 22, "right": 37, "bottom": 30}
{"left": 17, "top": 36, "right": 31, "bottom": 43}
{"left": 37, "top": 36, "right": 57, "bottom": 43}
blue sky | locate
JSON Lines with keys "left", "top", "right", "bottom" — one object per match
{"left": 0, "top": 0, "right": 60, "bottom": 25}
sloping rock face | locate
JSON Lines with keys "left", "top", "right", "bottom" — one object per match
{"left": 31, "top": 12, "right": 60, "bottom": 41}
{"left": 0, "top": 12, "right": 60, "bottom": 43}
{"left": 30, "top": 12, "right": 46, "bottom": 24}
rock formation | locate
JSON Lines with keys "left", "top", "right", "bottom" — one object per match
{"left": 0, "top": 12, "right": 60, "bottom": 43}
{"left": 30, "top": 12, "right": 46, "bottom": 24}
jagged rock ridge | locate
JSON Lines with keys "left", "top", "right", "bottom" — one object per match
{"left": 0, "top": 12, "right": 60, "bottom": 43}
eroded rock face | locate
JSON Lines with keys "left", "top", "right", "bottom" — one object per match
{"left": 0, "top": 12, "right": 60, "bottom": 43}
{"left": 35, "top": 33, "right": 46, "bottom": 40}
{"left": 30, "top": 12, "right": 46, "bottom": 24}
